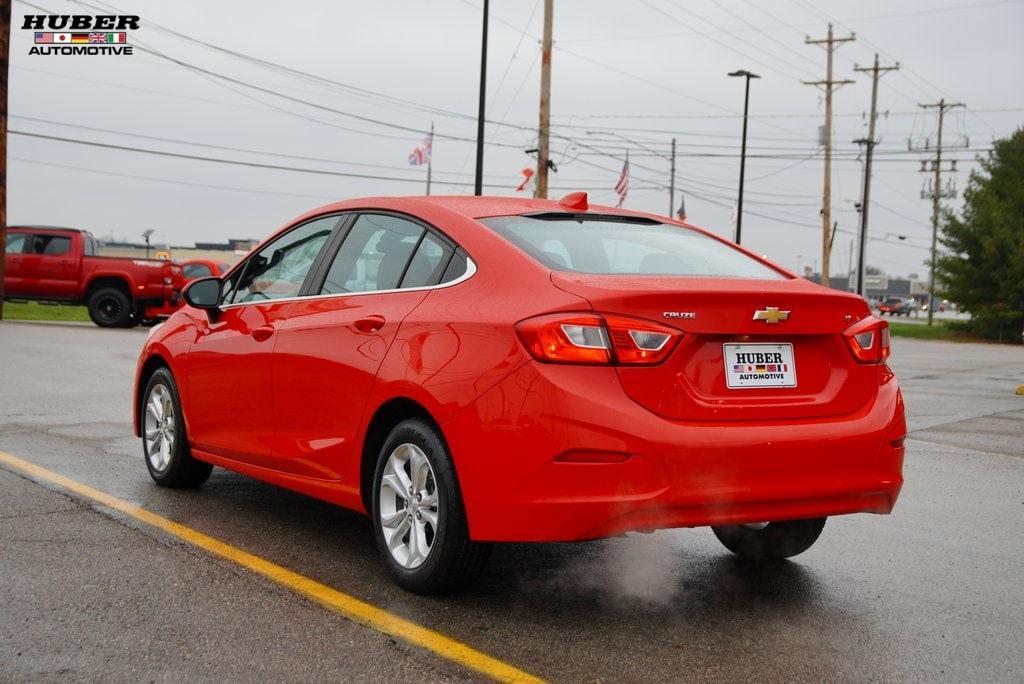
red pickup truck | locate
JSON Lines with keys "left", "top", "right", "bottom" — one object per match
{"left": 3, "top": 226, "right": 184, "bottom": 327}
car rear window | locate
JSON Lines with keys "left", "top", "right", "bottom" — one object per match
{"left": 479, "top": 214, "right": 785, "bottom": 280}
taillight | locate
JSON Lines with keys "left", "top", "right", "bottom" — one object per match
{"left": 516, "top": 313, "right": 681, "bottom": 366}
{"left": 843, "top": 316, "right": 891, "bottom": 363}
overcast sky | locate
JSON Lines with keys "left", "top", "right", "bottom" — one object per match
{"left": 9, "top": 0, "right": 1024, "bottom": 278}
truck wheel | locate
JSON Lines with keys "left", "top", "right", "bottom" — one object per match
{"left": 87, "top": 287, "right": 133, "bottom": 327}
{"left": 711, "top": 517, "right": 826, "bottom": 560}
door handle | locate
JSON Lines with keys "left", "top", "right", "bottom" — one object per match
{"left": 352, "top": 315, "right": 386, "bottom": 334}
{"left": 250, "top": 325, "right": 274, "bottom": 342}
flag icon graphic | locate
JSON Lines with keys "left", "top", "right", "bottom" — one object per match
{"left": 35, "top": 32, "right": 127, "bottom": 45}
{"left": 755, "top": 365, "right": 767, "bottom": 372}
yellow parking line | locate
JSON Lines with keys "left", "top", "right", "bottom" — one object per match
{"left": 0, "top": 450, "right": 543, "bottom": 684}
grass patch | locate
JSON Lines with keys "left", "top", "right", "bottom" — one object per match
{"left": 888, "top": 320, "right": 983, "bottom": 342}
{"left": 1, "top": 300, "right": 91, "bottom": 323}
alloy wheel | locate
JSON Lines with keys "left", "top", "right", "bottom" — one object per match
{"left": 96, "top": 295, "right": 122, "bottom": 324}
{"left": 144, "top": 384, "right": 175, "bottom": 472}
{"left": 378, "top": 443, "right": 439, "bottom": 569}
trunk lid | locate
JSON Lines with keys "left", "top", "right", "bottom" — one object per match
{"left": 552, "top": 272, "right": 880, "bottom": 421}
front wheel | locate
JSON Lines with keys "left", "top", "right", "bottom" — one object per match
{"left": 711, "top": 517, "right": 826, "bottom": 560}
{"left": 142, "top": 368, "right": 212, "bottom": 488}
{"left": 371, "top": 418, "right": 490, "bottom": 594}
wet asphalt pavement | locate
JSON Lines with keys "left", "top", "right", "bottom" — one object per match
{"left": 1, "top": 321, "right": 1022, "bottom": 682}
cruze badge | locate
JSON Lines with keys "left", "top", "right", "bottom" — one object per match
{"left": 662, "top": 311, "right": 696, "bottom": 319}
{"left": 753, "top": 307, "right": 790, "bottom": 324}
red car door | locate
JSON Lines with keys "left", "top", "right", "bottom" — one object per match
{"left": 2, "top": 230, "right": 29, "bottom": 295}
{"left": 184, "top": 216, "right": 338, "bottom": 466}
{"left": 20, "top": 231, "right": 78, "bottom": 298}
{"left": 270, "top": 213, "right": 452, "bottom": 481}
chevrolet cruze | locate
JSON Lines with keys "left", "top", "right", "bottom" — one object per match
{"left": 134, "top": 193, "right": 906, "bottom": 593}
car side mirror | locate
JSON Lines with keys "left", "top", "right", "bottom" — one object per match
{"left": 183, "top": 276, "right": 222, "bottom": 319}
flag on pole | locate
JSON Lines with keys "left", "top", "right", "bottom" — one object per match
{"left": 408, "top": 131, "right": 433, "bottom": 166}
{"left": 516, "top": 167, "right": 535, "bottom": 192}
{"left": 614, "top": 156, "right": 630, "bottom": 207}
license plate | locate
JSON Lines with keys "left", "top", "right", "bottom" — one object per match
{"left": 723, "top": 343, "right": 797, "bottom": 389}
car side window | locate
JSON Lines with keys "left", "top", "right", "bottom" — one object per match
{"left": 440, "top": 249, "right": 469, "bottom": 284}
{"left": 4, "top": 232, "right": 27, "bottom": 254}
{"left": 183, "top": 263, "right": 213, "bottom": 279}
{"left": 320, "top": 215, "right": 424, "bottom": 294}
{"left": 226, "top": 216, "right": 337, "bottom": 304}
{"left": 28, "top": 235, "right": 71, "bottom": 255}
{"left": 401, "top": 232, "right": 453, "bottom": 288}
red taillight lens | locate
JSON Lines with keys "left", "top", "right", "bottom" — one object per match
{"left": 844, "top": 316, "right": 891, "bottom": 363}
{"left": 603, "top": 314, "right": 679, "bottom": 365}
{"left": 516, "top": 313, "right": 681, "bottom": 365}
{"left": 515, "top": 314, "right": 611, "bottom": 364}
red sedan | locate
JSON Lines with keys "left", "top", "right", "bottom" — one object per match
{"left": 133, "top": 194, "right": 906, "bottom": 593}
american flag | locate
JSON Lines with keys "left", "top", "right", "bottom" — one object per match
{"left": 408, "top": 130, "right": 433, "bottom": 166}
{"left": 614, "top": 156, "right": 629, "bottom": 207}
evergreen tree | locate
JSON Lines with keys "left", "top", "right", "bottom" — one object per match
{"left": 937, "top": 127, "right": 1024, "bottom": 341}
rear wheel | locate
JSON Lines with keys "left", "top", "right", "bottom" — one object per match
{"left": 142, "top": 368, "right": 212, "bottom": 488}
{"left": 711, "top": 517, "right": 826, "bottom": 560}
{"left": 371, "top": 418, "right": 490, "bottom": 593}
{"left": 87, "top": 287, "right": 134, "bottom": 327}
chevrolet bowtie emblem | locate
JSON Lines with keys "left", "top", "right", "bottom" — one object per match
{"left": 753, "top": 307, "right": 790, "bottom": 324}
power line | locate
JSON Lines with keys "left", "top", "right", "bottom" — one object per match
{"left": 10, "top": 129, "right": 667, "bottom": 192}
{"left": 554, "top": 0, "right": 1024, "bottom": 44}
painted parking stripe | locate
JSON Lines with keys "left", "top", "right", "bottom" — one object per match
{"left": 0, "top": 451, "right": 543, "bottom": 684}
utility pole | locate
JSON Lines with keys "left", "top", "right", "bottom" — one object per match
{"left": 0, "top": 0, "right": 9, "bottom": 321}
{"left": 852, "top": 54, "right": 898, "bottom": 297}
{"left": 668, "top": 137, "right": 676, "bottom": 218}
{"left": 917, "top": 98, "right": 965, "bottom": 326}
{"left": 425, "top": 122, "right": 434, "bottom": 196}
{"left": 847, "top": 237, "right": 855, "bottom": 289}
{"left": 535, "top": 0, "right": 554, "bottom": 199}
{"left": 473, "top": 0, "right": 489, "bottom": 196}
{"left": 728, "top": 70, "right": 760, "bottom": 245}
{"left": 804, "top": 24, "right": 855, "bottom": 287}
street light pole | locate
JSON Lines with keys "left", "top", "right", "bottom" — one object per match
{"left": 474, "top": 0, "right": 489, "bottom": 196}
{"left": 728, "top": 70, "right": 759, "bottom": 245}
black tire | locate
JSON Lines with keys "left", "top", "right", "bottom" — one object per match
{"left": 141, "top": 368, "right": 212, "bottom": 488}
{"left": 371, "top": 418, "right": 490, "bottom": 594}
{"left": 87, "top": 287, "right": 134, "bottom": 328}
{"left": 711, "top": 517, "right": 826, "bottom": 561}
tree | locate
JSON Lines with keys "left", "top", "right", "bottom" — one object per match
{"left": 936, "top": 127, "right": 1024, "bottom": 342}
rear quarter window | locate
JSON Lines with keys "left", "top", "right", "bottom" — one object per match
{"left": 480, "top": 215, "right": 785, "bottom": 280}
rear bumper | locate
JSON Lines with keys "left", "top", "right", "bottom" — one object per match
{"left": 142, "top": 290, "right": 182, "bottom": 319}
{"left": 443, "top": 362, "right": 905, "bottom": 542}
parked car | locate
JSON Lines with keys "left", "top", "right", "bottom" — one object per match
{"left": 4, "top": 226, "right": 184, "bottom": 327}
{"left": 180, "top": 258, "right": 232, "bottom": 281}
{"left": 133, "top": 194, "right": 906, "bottom": 593}
{"left": 878, "top": 297, "right": 917, "bottom": 316}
